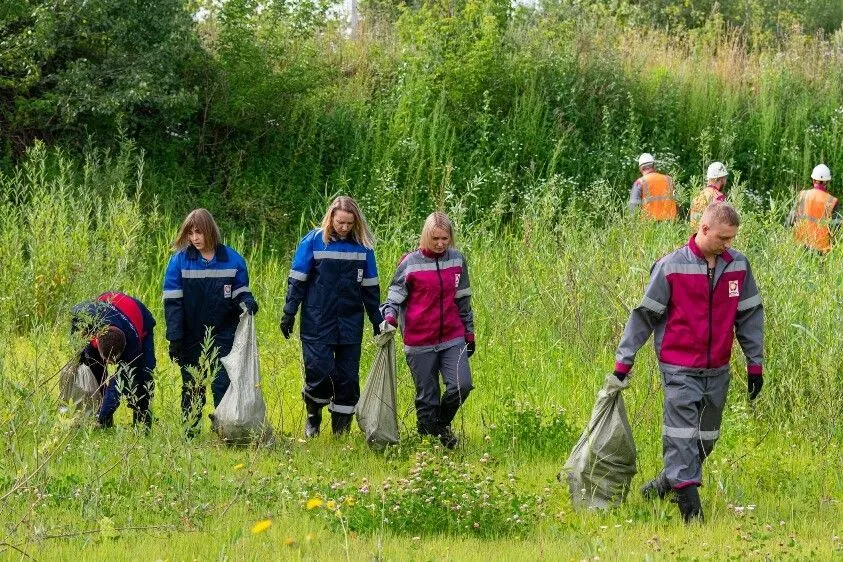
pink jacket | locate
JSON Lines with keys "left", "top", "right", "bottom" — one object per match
{"left": 381, "top": 247, "right": 474, "bottom": 351}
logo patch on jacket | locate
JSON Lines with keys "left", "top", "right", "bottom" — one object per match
{"left": 357, "top": 269, "right": 363, "bottom": 282}
{"left": 728, "top": 280, "right": 739, "bottom": 298}
{"left": 224, "top": 284, "right": 232, "bottom": 298}
{"left": 455, "top": 273, "right": 461, "bottom": 287}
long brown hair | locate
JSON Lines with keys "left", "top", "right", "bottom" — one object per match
{"left": 320, "top": 196, "right": 375, "bottom": 248}
{"left": 173, "top": 208, "right": 222, "bottom": 251}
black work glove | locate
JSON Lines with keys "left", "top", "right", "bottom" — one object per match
{"left": 373, "top": 323, "right": 381, "bottom": 337}
{"left": 466, "top": 340, "right": 476, "bottom": 358}
{"left": 613, "top": 370, "right": 627, "bottom": 382}
{"left": 280, "top": 314, "right": 295, "bottom": 339}
{"left": 748, "top": 375, "right": 763, "bottom": 401}
{"left": 242, "top": 298, "right": 259, "bottom": 316}
{"left": 168, "top": 340, "right": 182, "bottom": 364}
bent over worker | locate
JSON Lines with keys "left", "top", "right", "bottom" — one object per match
{"left": 628, "top": 153, "right": 678, "bottom": 220}
{"left": 280, "top": 196, "right": 383, "bottom": 437}
{"left": 612, "top": 202, "right": 764, "bottom": 523}
{"left": 70, "top": 292, "right": 156, "bottom": 429}
{"left": 787, "top": 164, "right": 840, "bottom": 253}
{"left": 689, "top": 162, "right": 728, "bottom": 229}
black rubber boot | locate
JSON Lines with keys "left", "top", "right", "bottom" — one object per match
{"left": 331, "top": 412, "right": 353, "bottom": 435}
{"left": 439, "top": 398, "right": 461, "bottom": 429}
{"left": 641, "top": 471, "right": 672, "bottom": 501}
{"left": 675, "top": 485, "right": 704, "bottom": 523}
{"left": 305, "top": 403, "right": 323, "bottom": 438}
{"left": 436, "top": 425, "right": 459, "bottom": 449}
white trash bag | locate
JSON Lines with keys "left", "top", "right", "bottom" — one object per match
{"left": 356, "top": 321, "right": 399, "bottom": 451}
{"left": 58, "top": 358, "right": 102, "bottom": 415}
{"left": 560, "top": 373, "right": 637, "bottom": 509}
{"left": 214, "top": 311, "right": 274, "bottom": 445}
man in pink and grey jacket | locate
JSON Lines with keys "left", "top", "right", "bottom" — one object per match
{"left": 613, "top": 202, "right": 764, "bottom": 523}
{"left": 381, "top": 212, "right": 475, "bottom": 449}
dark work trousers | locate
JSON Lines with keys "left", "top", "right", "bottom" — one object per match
{"left": 301, "top": 341, "right": 362, "bottom": 415}
{"left": 405, "top": 343, "right": 473, "bottom": 435}
{"left": 180, "top": 335, "right": 234, "bottom": 431}
{"left": 661, "top": 370, "right": 731, "bottom": 488}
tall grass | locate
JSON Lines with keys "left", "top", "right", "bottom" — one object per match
{"left": 1, "top": 141, "right": 841, "bottom": 559}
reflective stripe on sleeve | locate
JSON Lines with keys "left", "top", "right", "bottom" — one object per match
{"left": 361, "top": 277, "right": 379, "bottom": 287}
{"left": 455, "top": 288, "right": 471, "bottom": 299}
{"left": 289, "top": 270, "right": 309, "bottom": 282}
{"left": 737, "top": 294, "right": 761, "bottom": 311}
{"left": 641, "top": 295, "right": 666, "bottom": 314}
{"left": 232, "top": 286, "right": 250, "bottom": 298}
{"left": 163, "top": 290, "right": 183, "bottom": 299}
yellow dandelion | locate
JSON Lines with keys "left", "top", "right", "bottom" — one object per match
{"left": 251, "top": 519, "right": 272, "bottom": 534}
{"left": 326, "top": 500, "right": 337, "bottom": 511}
{"left": 283, "top": 537, "right": 296, "bottom": 547}
{"left": 306, "top": 498, "right": 324, "bottom": 510}
{"left": 345, "top": 496, "right": 356, "bottom": 507}
{"left": 305, "top": 532, "right": 315, "bottom": 542}
{"left": 233, "top": 463, "right": 246, "bottom": 471}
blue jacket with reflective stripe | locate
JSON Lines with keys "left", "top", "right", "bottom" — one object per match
{"left": 163, "top": 244, "right": 253, "bottom": 346}
{"left": 284, "top": 229, "right": 382, "bottom": 344}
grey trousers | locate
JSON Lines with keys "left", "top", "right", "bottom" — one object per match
{"left": 405, "top": 344, "right": 473, "bottom": 434}
{"left": 661, "top": 370, "right": 731, "bottom": 488}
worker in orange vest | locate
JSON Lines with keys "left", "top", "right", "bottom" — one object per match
{"left": 628, "top": 153, "right": 678, "bottom": 220}
{"left": 788, "top": 164, "right": 840, "bottom": 253}
{"left": 690, "top": 162, "right": 728, "bottom": 229}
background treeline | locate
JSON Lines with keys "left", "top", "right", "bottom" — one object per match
{"left": 1, "top": 0, "right": 842, "bottom": 233}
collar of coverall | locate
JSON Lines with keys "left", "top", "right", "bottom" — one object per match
{"left": 419, "top": 247, "right": 446, "bottom": 259}
{"left": 688, "top": 234, "right": 733, "bottom": 264}
{"left": 186, "top": 244, "right": 229, "bottom": 262}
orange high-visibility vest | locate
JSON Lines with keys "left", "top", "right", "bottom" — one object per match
{"left": 639, "top": 173, "right": 678, "bottom": 220}
{"left": 793, "top": 188, "right": 838, "bottom": 253}
{"left": 689, "top": 186, "right": 725, "bottom": 229}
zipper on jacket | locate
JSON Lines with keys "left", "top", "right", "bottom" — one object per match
{"left": 436, "top": 256, "right": 444, "bottom": 344}
{"left": 707, "top": 265, "right": 714, "bottom": 368}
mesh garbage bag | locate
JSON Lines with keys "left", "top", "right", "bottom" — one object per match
{"left": 58, "top": 358, "right": 101, "bottom": 415}
{"left": 214, "top": 311, "right": 274, "bottom": 445}
{"left": 356, "top": 321, "right": 399, "bottom": 451}
{"left": 560, "top": 373, "right": 637, "bottom": 509}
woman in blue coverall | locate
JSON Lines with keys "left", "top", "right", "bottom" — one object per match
{"left": 280, "top": 196, "right": 383, "bottom": 437}
{"left": 163, "top": 208, "right": 258, "bottom": 437}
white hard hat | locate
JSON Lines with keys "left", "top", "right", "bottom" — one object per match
{"left": 706, "top": 161, "right": 728, "bottom": 180}
{"left": 811, "top": 164, "right": 831, "bottom": 182}
{"left": 638, "top": 153, "right": 655, "bottom": 167}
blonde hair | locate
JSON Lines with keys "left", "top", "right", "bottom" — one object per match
{"left": 173, "top": 208, "right": 222, "bottom": 251}
{"left": 702, "top": 202, "right": 741, "bottom": 227}
{"left": 419, "top": 211, "right": 456, "bottom": 251}
{"left": 320, "top": 196, "right": 375, "bottom": 248}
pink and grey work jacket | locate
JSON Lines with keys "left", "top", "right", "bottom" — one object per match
{"left": 615, "top": 235, "right": 764, "bottom": 378}
{"left": 381, "top": 247, "right": 474, "bottom": 354}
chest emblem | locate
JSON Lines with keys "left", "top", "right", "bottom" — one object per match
{"left": 357, "top": 269, "right": 364, "bottom": 282}
{"left": 224, "top": 284, "right": 232, "bottom": 298}
{"left": 454, "top": 273, "right": 461, "bottom": 288}
{"left": 728, "top": 280, "right": 739, "bottom": 298}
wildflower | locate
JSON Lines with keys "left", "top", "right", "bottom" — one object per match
{"left": 283, "top": 537, "right": 296, "bottom": 546}
{"left": 345, "top": 496, "right": 356, "bottom": 506}
{"left": 305, "top": 532, "right": 315, "bottom": 542}
{"left": 326, "top": 500, "right": 337, "bottom": 511}
{"left": 306, "top": 498, "right": 323, "bottom": 510}
{"left": 233, "top": 463, "right": 245, "bottom": 471}
{"left": 251, "top": 519, "right": 272, "bottom": 534}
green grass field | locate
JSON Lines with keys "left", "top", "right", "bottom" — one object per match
{"left": 2, "top": 165, "right": 841, "bottom": 560}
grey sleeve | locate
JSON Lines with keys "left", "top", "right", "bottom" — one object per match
{"left": 455, "top": 254, "right": 474, "bottom": 335}
{"left": 735, "top": 260, "right": 764, "bottom": 371}
{"left": 628, "top": 180, "right": 643, "bottom": 213}
{"left": 614, "top": 260, "right": 670, "bottom": 372}
{"left": 380, "top": 257, "right": 409, "bottom": 321}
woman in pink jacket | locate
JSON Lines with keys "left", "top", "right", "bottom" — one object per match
{"left": 381, "top": 212, "right": 475, "bottom": 448}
